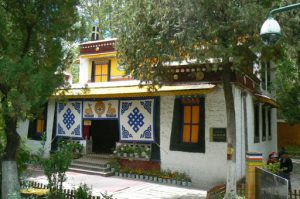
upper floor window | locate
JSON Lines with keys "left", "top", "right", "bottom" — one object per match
{"left": 91, "top": 61, "right": 111, "bottom": 82}
{"left": 261, "top": 61, "right": 271, "bottom": 92}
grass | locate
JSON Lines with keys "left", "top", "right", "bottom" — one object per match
{"left": 285, "top": 145, "right": 300, "bottom": 157}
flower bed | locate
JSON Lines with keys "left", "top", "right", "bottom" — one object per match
{"left": 114, "top": 168, "right": 192, "bottom": 187}
{"left": 113, "top": 142, "right": 151, "bottom": 160}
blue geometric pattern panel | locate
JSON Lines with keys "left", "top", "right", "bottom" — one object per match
{"left": 128, "top": 107, "right": 145, "bottom": 132}
{"left": 140, "top": 101, "right": 152, "bottom": 114}
{"left": 63, "top": 108, "right": 75, "bottom": 130}
{"left": 122, "top": 125, "right": 133, "bottom": 138}
{"left": 140, "top": 125, "right": 152, "bottom": 139}
{"left": 56, "top": 101, "right": 82, "bottom": 138}
{"left": 119, "top": 99, "right": 155, "bottom": 142}
{"left": 121, "top": 102, "right": 132, "bottom": 114}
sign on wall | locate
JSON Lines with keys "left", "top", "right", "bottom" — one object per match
{"left": 83, "top": 100, "right": 118, "bottom": 119}
{"left": 56, "top": 101, "right": 82, "bottom": 138}
{"left": 119, "top": 99, "right": 155, "bottom": 142}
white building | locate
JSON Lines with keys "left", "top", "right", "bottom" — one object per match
{"left": 17, "top": 38, "right": 277, "bottom": 189}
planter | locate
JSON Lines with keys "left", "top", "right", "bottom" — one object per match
{"left": 123, "top": 173, "right": 128, "bottom": 178}
{"left": 114, "top": 172, "right": 119, "bottom": 176}
{"left": 176, "top": 180, "right": 182, "bottom": 186}
{"left": 144, "top": 175, "right": 149, "bottom": 180}
{"left": 172, "top": 179, "right": 177, "bottom": 185}
{"left": 182, "top": 181, "right": 187, "bottom": 186}
{"left": 129, "top": 153, "right": 134, "bottom": 157}
{"left": 135, "top": 175, "right": 139, "bottom": 179}
{"left": 153, "top": 176, "right": 158, "bottom": 182}
{"left": 158, "top": 178, "right": 162, "bottom": 183}
{"left": 139, "top": 175, "right": 144, "bottom": 180}
{"left": 131, "top": 174, "right": 135, "bottom": 178}
{"left": 119, "top": 173, "right": 123, "bottom": 177}
{"left": 123, "top": 153, "right": 127, "bottom": 158}
{"left": 162, "top": 179, "right": 167, "bottom": 184}
{"left": 187, "top": 182, "right": 192, "bottom": 187}
{"left": 110, "top": 168, "right": 115, "bottom": 172}
{"left": 149, "top": 176, "right": 153, "bottom": 181}
{"left": 167, "top": 179, "right": 172, "bottom": 184}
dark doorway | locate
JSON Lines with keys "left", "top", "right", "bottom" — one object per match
{"left": 90, "top": 120, "right": 119, "bottom": 153}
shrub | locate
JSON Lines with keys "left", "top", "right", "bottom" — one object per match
{"left": 75, "top": 183, "right": 92, "bottom": 199}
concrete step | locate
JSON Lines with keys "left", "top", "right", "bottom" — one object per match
{"left": 70, "top": 162, "right": 111, "bottom": 172}
{"left": 72, "top": 159, "right": 108, "bottom": 167}
{"left": 68, "top": 167, "right": 114, "bottom": 177}
{"left": 69, "top": 154, "right": 114, "bottom": 177}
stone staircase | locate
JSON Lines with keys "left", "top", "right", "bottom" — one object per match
{"left": 69, "top": 154, "right": 114, "bottom": 177}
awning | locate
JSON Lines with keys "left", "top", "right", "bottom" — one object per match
{"left": 52, "top": 84, "right": 216, "bottom": 99}
{"left": 254, "top": 94, "right": 278, "bottom": 108}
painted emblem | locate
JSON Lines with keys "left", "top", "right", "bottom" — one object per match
{"left": 94, "top": 101, "right": 105, "bottom": 117}
{"left": 106, "top": 103, "right": 116, "bottom": 117}
{"left": 84, "top": 103, "right": 94, "bottom": 118}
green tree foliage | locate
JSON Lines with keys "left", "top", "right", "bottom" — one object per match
{"left": 0, "top": 0, "right": 80, "bottom": 197}
{"left": 112, "top": 0, "right": 283, "bottom": 198}
{"left": 275, "top": 56, "right": 300, "bottom": 124}
{"left": 269, "top": 0, "right": 300, "bottom": 124}
{"left": 78, "top": 0, "right": 115, "bottom": 39}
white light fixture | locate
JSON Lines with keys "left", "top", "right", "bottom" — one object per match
{"left": 260, "top": 17, "right": 281, "bottom": 45}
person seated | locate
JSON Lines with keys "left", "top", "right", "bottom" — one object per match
{"left": 267, "top": 152, "right": 279, "bottom": 164}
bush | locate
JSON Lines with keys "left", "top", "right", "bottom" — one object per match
{"left": 75, "top": 183, "right": 92, "bottom": 199}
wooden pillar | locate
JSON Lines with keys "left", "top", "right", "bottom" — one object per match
{"left": 246, "top": 152, "right": 263, "bottom": 199}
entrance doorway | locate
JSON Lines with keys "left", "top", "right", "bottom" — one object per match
{"left": 90, "top": 120, "right": 119, "bottom": 154}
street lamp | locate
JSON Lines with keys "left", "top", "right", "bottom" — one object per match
{"left": 260, "top": 3, "right": 300, "bottom": 45}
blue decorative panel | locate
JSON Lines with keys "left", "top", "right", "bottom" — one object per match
{"left": 56, "top": 101, "right": 82, "bottom": 138}
{"left": 128, "top": 108, "right": 145, "bottom": 132}
{"left": 121, "top": 102, "right": 132, "bottom": 114}
{"left": 63, "top": 108, "right": 75, "bottom": 130}
{"left": 140, "top": 125, "right": 152, "bottom": 139}
{"left": 141, "top": 101, "right": 152, "bottom": 114}
{"left": 122, "top": 125, "right": 133, "bottom": 138}
{"left": 120, "top": 99, "right": 155, "bottom": 142}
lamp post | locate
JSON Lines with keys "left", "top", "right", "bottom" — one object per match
{"left": 260, "top": 3, "right": 300, "bottom": 44}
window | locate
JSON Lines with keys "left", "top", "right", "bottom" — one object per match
{"left": 91, "top": 61, "right": 110, "bottom": 82}
{"left": 262, "top": 106, "right": 266, "bottom": 141}
{"left": 268, "top": 108, "right": 272, "bottom": 140}
{"left": 254, "top": 102, "right": 260, "bottom": 143}
{"left": 28, "top": 106, "right": 47, "bottom": 140}
{"left": 170, "top": 97, "right": 205, "bottom": 153}
{"left": 261, "top": 61, "right": 271, "bottom": 92}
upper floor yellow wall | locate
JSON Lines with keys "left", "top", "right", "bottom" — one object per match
{"left": 81, "top": 52, "right": 130, "bottom": 82}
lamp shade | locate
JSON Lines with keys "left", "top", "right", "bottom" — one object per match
{"left": 260, "top": 17, "right": 281, "bottom": 45}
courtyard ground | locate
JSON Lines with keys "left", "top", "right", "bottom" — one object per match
{"left": 25, "top": 167, "right": 207, "bottom": 199}
{"left": 291, "top": 158, "right": 300, "bottom": 191}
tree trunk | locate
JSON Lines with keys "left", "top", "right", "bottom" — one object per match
{"left": 223, "top": 64, "right": 237, "bottom": 199}
{"left": 2, "top": 116, "right": 21, "bottom": 199}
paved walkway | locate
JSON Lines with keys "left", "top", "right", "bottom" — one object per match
{"left": 291, "top": 158, "right": 300, "bottom": 191}
{"left": 25, "top": 168, "right": 207, "bottom": 199}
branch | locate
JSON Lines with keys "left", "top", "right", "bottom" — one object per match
{"left": 22, "top": 25, "right": 33, "bottom": 57}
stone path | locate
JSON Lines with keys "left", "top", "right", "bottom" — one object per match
{"left": 25, "top": 167, "right": 207, "bottom": 199}
{"left": 291, "top": 158, "right": 300, "bottom": 191}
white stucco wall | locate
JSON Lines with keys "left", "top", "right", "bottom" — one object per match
{"left": 160, "top": 86, "right": 228, "bottom": 189}
{"left": 246, "top": 93, "right": 277, "bottom": 161}
{"left": 16, "top": 99, "right": 56, "bottom": 158}
{"left": 79, "top": 58, "right": 89, "bottom": 84}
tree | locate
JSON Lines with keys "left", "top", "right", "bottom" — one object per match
{"left": 0, "top": 1, "right": 80, "bottom": 198}
{"left": 112, "top": 0, "right": 281, "bottom": 198}
{"left": 78, "top": 0, "right": 115, "bottom": 39}
{"left": 270, "top": 0, "right": 300, "bottom": 124}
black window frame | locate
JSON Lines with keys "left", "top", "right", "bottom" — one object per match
{"left": 170, "top": 97, "right": 205, "bottom": 153}
{"left": 28, "top": 105, "right": 48, "bottom": 141}
{"left": 254, "top": 101, "right": 260, "bottom": 143}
